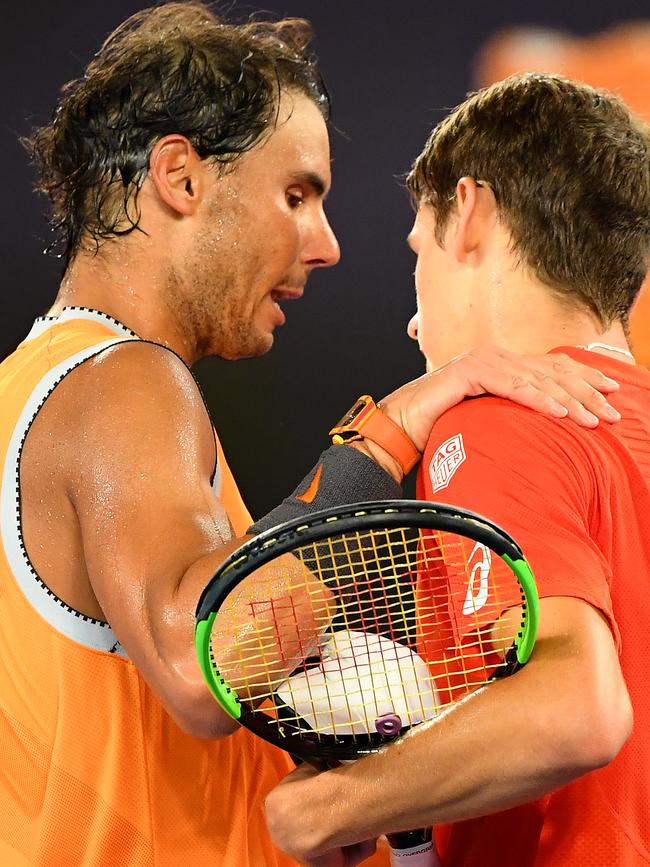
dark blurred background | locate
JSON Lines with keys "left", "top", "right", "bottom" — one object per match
{"left": 3, "top": 0, "right": 649, "bottom": 517}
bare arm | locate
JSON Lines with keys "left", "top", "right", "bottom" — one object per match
{"left": 264, "top": 596, "right": 633, "bottom": 862}
{"left": 64, "top": 342, "right": 335, "bottom": 738}
{"left": 63, "top": 342, "right": 254, "bottom": 736}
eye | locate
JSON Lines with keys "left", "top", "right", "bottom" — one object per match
{"left": 286, "top": 188, "right": 304, "bottom": 209}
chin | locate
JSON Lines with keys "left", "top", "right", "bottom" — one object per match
{"left": 250, "top": 329, "right": 275, "bottom": 357}
{"left": 248, "top": 337, "right": 275, "bottom": 359}
{"left": 219, "top": 331, "right": 275, "bottom": 361}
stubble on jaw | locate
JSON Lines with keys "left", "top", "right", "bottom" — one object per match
{"left": 165, "top": 188, "right": 272, "bottom": 363}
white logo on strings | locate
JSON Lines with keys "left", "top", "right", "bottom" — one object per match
{"left": 462, "top": 542, "right": 491, "bottom": 615}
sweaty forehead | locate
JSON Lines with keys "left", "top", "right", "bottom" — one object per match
{"left": 262, "top": 92, "right": 332, "bottom": 184}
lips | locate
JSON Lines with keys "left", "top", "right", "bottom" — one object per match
{"left": 267, "top": 285, "right": 304, "bottom": 329}
{"left": 271, "top": 286, "right": 304, "bottom": 303}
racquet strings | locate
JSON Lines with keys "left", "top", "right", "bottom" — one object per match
{"left": 208, "top": 524, "right": 526, "bottom": 741}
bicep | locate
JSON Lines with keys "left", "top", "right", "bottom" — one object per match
{"left": 505, "top": 595, "right": 631, "bottom": 764}
{"left": 66, "top": 344, "right": 234, "bottom": 718}
{"left": 77, "top": 458, "right": 229, "bottom": 664}
{"left": 491, "top": 593, "right": 625, "bottom": 700}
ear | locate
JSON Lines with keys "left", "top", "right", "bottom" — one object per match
{"left": 148, "top": 135, "right": 204, "bottom": 217}
{"left": 449, "top": 176, "right": 497, "bottom": 263}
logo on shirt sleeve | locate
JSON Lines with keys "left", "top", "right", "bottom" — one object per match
{"left": 429, "top": 433, "right": 466, "bottom": 493}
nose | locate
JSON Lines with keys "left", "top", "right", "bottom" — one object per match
{"left": 407, "top": 312, "right": 419, "bottom": 341}
{"left": 303, "top": 211, "right": 341, "bottom": 269}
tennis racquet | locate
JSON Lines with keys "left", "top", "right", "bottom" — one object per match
{"left": 195, "top": 500, "right": 539, "bottom": 866}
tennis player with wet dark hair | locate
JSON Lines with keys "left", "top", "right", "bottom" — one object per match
{"left": 265, "top": 74, "right": 650, "bottom": 867}
{"left": 0, "top": 5, "right": 623, "bottom": 865}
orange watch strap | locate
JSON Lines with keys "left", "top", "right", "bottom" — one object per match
{"left": 330, "top": 397, "right": 421, "bottom": 475}
{"left": 357, "top": 405, "right": 422, "bottom": 475}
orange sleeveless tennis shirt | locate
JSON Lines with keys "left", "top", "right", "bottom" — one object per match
{"left": 0, "top": 308, "right": 297, "bottom": 866}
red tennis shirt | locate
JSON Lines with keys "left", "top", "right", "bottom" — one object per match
{"left": 416, "top": 348, "right": 650, "bottom": 867}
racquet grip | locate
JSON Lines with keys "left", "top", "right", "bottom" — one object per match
{"left": 389, "top": 839, "right": 441, "bottom": 866}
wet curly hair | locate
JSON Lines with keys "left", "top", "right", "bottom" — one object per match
{"left": 25, "top": 2, "right": 328, "bottom": 268}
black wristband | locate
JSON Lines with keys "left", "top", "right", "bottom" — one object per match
{"left": 248, "top": 445, "right": 402, "bottom": 535}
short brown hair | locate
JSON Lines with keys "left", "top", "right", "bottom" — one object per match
{"left": 26, "top": 2, "right": 327, "bottom": 268}
{"left": 407, "top": 73, "right": 650, "bottom": 328}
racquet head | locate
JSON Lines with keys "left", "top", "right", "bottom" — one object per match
{"left": 195, "top": 500, "right": 539, "bottom": 762}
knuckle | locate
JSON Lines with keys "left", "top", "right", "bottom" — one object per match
{"left": 567, "top": 395, "right": 585, "bottom": 410}
{"left": 585, "top": 386, "right": 607, "bottom": 402}
{"left": 570, "top": 382, "right": 602, "bottom": 401}
{"left": 511, "top": 375, "right": 528, "bottom": 390}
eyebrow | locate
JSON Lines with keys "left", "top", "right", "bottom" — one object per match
{"left": 291, "top": 171, "right": 329, "bottom": 198}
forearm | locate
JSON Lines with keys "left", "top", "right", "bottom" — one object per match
{"left": 316, "top": 670, "right": 579, "bottom": 845}
{"left": 270, "top": 640, "right": 627, "bottom": 856}
{"left": 137, "top": 534, "right": 252, "bottom": 737}
{"left": 156, "top": 537, "right": 323, "bottom": 700}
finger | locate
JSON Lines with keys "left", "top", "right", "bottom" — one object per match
{"left": 464, "top": 369, "right": 601, "bottom": 425}
{"left": 440, "top": 354, "right": 564, "bottom": 414}
{"left": 512, "top": 375, "right": 608, "bottom": 426}
{"left": 493, "top": 348, "right": 621, "bottom": 394}
{"left": 546, "top": 354, "right": 621, "bottom": 393}
{"left": 530, "top": 370, "right": 621, "bottom": 424}
{"left": 474, "top": 349, "right": 621, "bottom": 424}
{"left": 479, "top": 347, "right": 621, "bottom": 401}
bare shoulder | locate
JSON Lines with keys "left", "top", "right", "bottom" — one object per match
{"left": 45, "top": 339, "right": 217, "bottom": 481}
{"left": 72, "top": 339, "right": 210, "bottom": 420}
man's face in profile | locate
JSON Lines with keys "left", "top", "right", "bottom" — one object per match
{"left": 182, "top": 91, "right": 340, "bottom": 361}
{"left": 407, "top": 204, "right": 468, "bottom": 370}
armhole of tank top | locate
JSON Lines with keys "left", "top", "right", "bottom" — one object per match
{"left": 210, "top": 438, "right": 221, "bottom": 498}
{"left": 0, "top": 336, "right": 144, "bottom": 658}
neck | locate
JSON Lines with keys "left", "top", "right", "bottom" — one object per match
{"left": 465, "top": 262, "right": 635, "bottom": 364}
{"left": 51, "top": 246, "right": 197, "bottom": 364}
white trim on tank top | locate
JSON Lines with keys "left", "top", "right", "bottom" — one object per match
{"left": 3, "top": 308, "right": 222, "bottom": 653}
{"left": 2, "top": 308, "right": 140, "bottom": 655}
